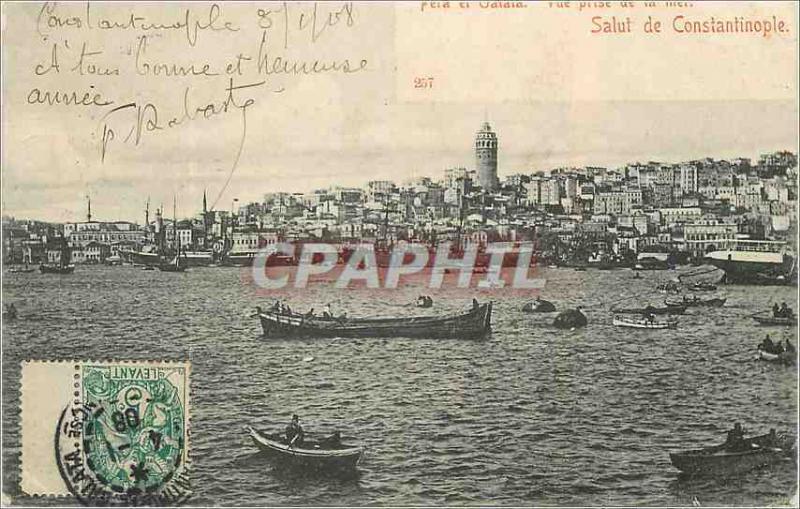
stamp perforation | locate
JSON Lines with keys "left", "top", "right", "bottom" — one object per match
{"left": 18, "top": 360, "right": 192, "bottom": 503}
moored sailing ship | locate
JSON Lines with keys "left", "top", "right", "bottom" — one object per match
{"left": 39, "top": 236, "right": 75, "bottom": 274}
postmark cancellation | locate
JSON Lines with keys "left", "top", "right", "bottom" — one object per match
{"left": 20, "top": 361, "right": 191, "bottom": 504}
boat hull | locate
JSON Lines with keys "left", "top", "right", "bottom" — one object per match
{"left": 670, "top": 431, "right": 795, "bottom": 477}
{"left": 669, "top": 449, "right": 786, "bottom": 477}
{"left": 753, "top": 315, "right": 797, "bottom": 327}
{"left": 39, "top": 264, "right": 75, "bottom": 274}
{"left": 247, "top": 427, "right": 363, "bottom": 472}
{"left": 664, "top": 298, "right": 726, "bottom": 308}
{"left": 613, "top": 305, "right": 686, "bottom": 315}
{"left": 180, "top": 251, "right": 215, "bottom": 267}
{"left": 613, "top": 316, "right": 677, "bottom": 329}
{"left": 121, "top": 249, "right": 162, "bottom": 267}
{"left": 522, "top": 300, "right": 556, "bottom": 313}
{"left": 757, "top": 350, "right": 796, "bottom": 365}
{"left": 704, "top": 251, "right": 796, "bottom": 285}
{"left": 258, "top": 303, "right": 492, "bottom": 339}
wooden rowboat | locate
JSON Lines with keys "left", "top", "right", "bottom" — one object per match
{"left": 753, "top": 314, "right": 797, "bottom": 326}
{"left": 664, "top": 297, "right": 726, "bottom": 308}
{"left": 257, "top": 302, "right": 492, "bottom": 339}
{"left": 612, "top": 304, "right": 687, "bottom": 315}
{"left": 690, "top": 282, "right": 717, "bottom": 291}
{"left": 246, "top": 426, "right": 364, "bottom": 472}
{"left": 522, "top": 299, "right": 556, "bottom": 313}
{"left": 757, "top": 349, "right": 796, "bottom": 365}
{"left": 669, "top": 432, "right": 795, "bottom": 477}
{"left": 613, "top": 314, "right": 677, "bottom": 329}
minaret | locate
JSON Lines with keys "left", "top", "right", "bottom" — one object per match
{"left": 475, "top": 121, "right": 498, "bottom": 192}
{"left": 203, "top": 190, "right": 208, "bottom": 214}
{"left": 87, "top": 196, "right": 92, "bottom": 222}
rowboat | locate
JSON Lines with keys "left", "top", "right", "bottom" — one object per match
{"left": 39, "top": 263, "right": 75, "bottom": 274}
{"left": 553, "top": 308, "right": 587, "bottom": 329}
{"left": 752, "top": 314, "right": 797, "bottom": 326}
{"left": 246, "top": 426, "right": 364, "bottom": 472}
{"left": 415, "top": 296, "right": 434, "bottom": 308}
{"left": 522, "top": 299, "right": 556, "bottom": 313}
{"left": 669, "top": 431, "right": 795, "bottom": 477}
{"left": 757, "top": 349, "right": 796, "bottom": 365}
{"left": 7, "top": 265, "right": 34, "bottom": 273}
{"left": 613, "top": 314, "right": 677, "bottom": 329}
{"left": 656, "top": 281, "right": 681, "bottom": 293}
{"left": 690, "top": 282, "right": 717, "bottom": 291}
{"left": 612, "top": 304, "right": 687, "bottom": 315}
{"left": 257, "top": 302, "right": 492, "bottom": 339}
{"left": 664, "top": 297, "right": 726, "bottom": 308}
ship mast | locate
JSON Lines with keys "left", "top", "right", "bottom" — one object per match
{"left": 173, "top": 195, "right": 178, "bottom": 260}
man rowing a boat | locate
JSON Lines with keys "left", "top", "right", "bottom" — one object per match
{"left": 286, "top": 414, "right": 305, "bottom": 446}
{"left": 725, "top": 423, "right": 748, "bottom": 452}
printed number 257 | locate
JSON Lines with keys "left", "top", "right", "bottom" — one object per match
{"left": 414, "top": 77, "right": 434, "bottom": 89}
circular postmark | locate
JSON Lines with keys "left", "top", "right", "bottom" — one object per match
{"left": 55, "top": 364, "right": 190, "bottom": 505}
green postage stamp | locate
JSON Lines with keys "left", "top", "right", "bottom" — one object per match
{"left": 20, "top": 361, "right": 191, "bottom": 504}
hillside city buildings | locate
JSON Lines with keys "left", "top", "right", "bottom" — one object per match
{"left": 3, "top": 122, "right": 797, "bottom": 266}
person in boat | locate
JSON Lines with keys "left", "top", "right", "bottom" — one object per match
{"left": 773, "top": 303, "right": 781, "bottom": 318}
{"left": 761, "top": 334, "right": 775, "bottom": 353}
{"left": 272, "top": 300, "right": 281, "bottom": 312}
{"left": 472, "top": 298, "right": 479, "bottom": 310}
{"left": 785, "top": 338, "right": 796, "bottom": 354}
{"left": 305, "top": 308, "right": 315, "bottom": 318}
{"left": 778, "top": 302, "right": 793, "bottom": 318}
{"left": 285, "top": 414, "right": 305, "bottom": 446}
{"left": 323, "top": 303, "right": 332, "bottom": 318}
{"left": 725, "top": 422, "right": 748, "bottom": 452}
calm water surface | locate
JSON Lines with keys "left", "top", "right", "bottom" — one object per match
{"left": 2, "top": 266, "right": 797, "bottom": 506}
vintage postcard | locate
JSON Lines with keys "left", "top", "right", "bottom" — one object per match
{"left": 2, "top": 1, "right": 798, "bottom": 507}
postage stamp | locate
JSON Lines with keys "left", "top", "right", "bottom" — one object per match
{"left": 20, "top": 361, "right": 191, "bottom": 504}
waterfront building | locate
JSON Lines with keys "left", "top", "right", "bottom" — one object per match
{"left": 66, "top": 221, "right": 145, "bottom": 249}
{"left": 84, "top": 241, "right": 111, "bottom": 263}
{"left": 682, "top": 216, "right": 738, "bottom": 255}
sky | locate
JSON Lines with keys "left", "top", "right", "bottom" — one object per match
{"left": 1, "top": 1, "right": 797, "bottom": 223}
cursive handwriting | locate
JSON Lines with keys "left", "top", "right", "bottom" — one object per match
{"left": 99, "top": 77, "right": 264, "bottom": 163}
{"left": 134, "top": 36, "right": 219, "bottom": 78}
{"left": 27, "top": 85, "right": 113, "bottom": 107}
{"left": 37, "top": 2, "right": 239, "bottom": 47}
{"left": 256, "top": 31, "right": 367, "bottom": 76}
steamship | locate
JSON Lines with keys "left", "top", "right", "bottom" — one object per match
{"left": 704, "top": 239, "right": 796, "bottom": 285}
